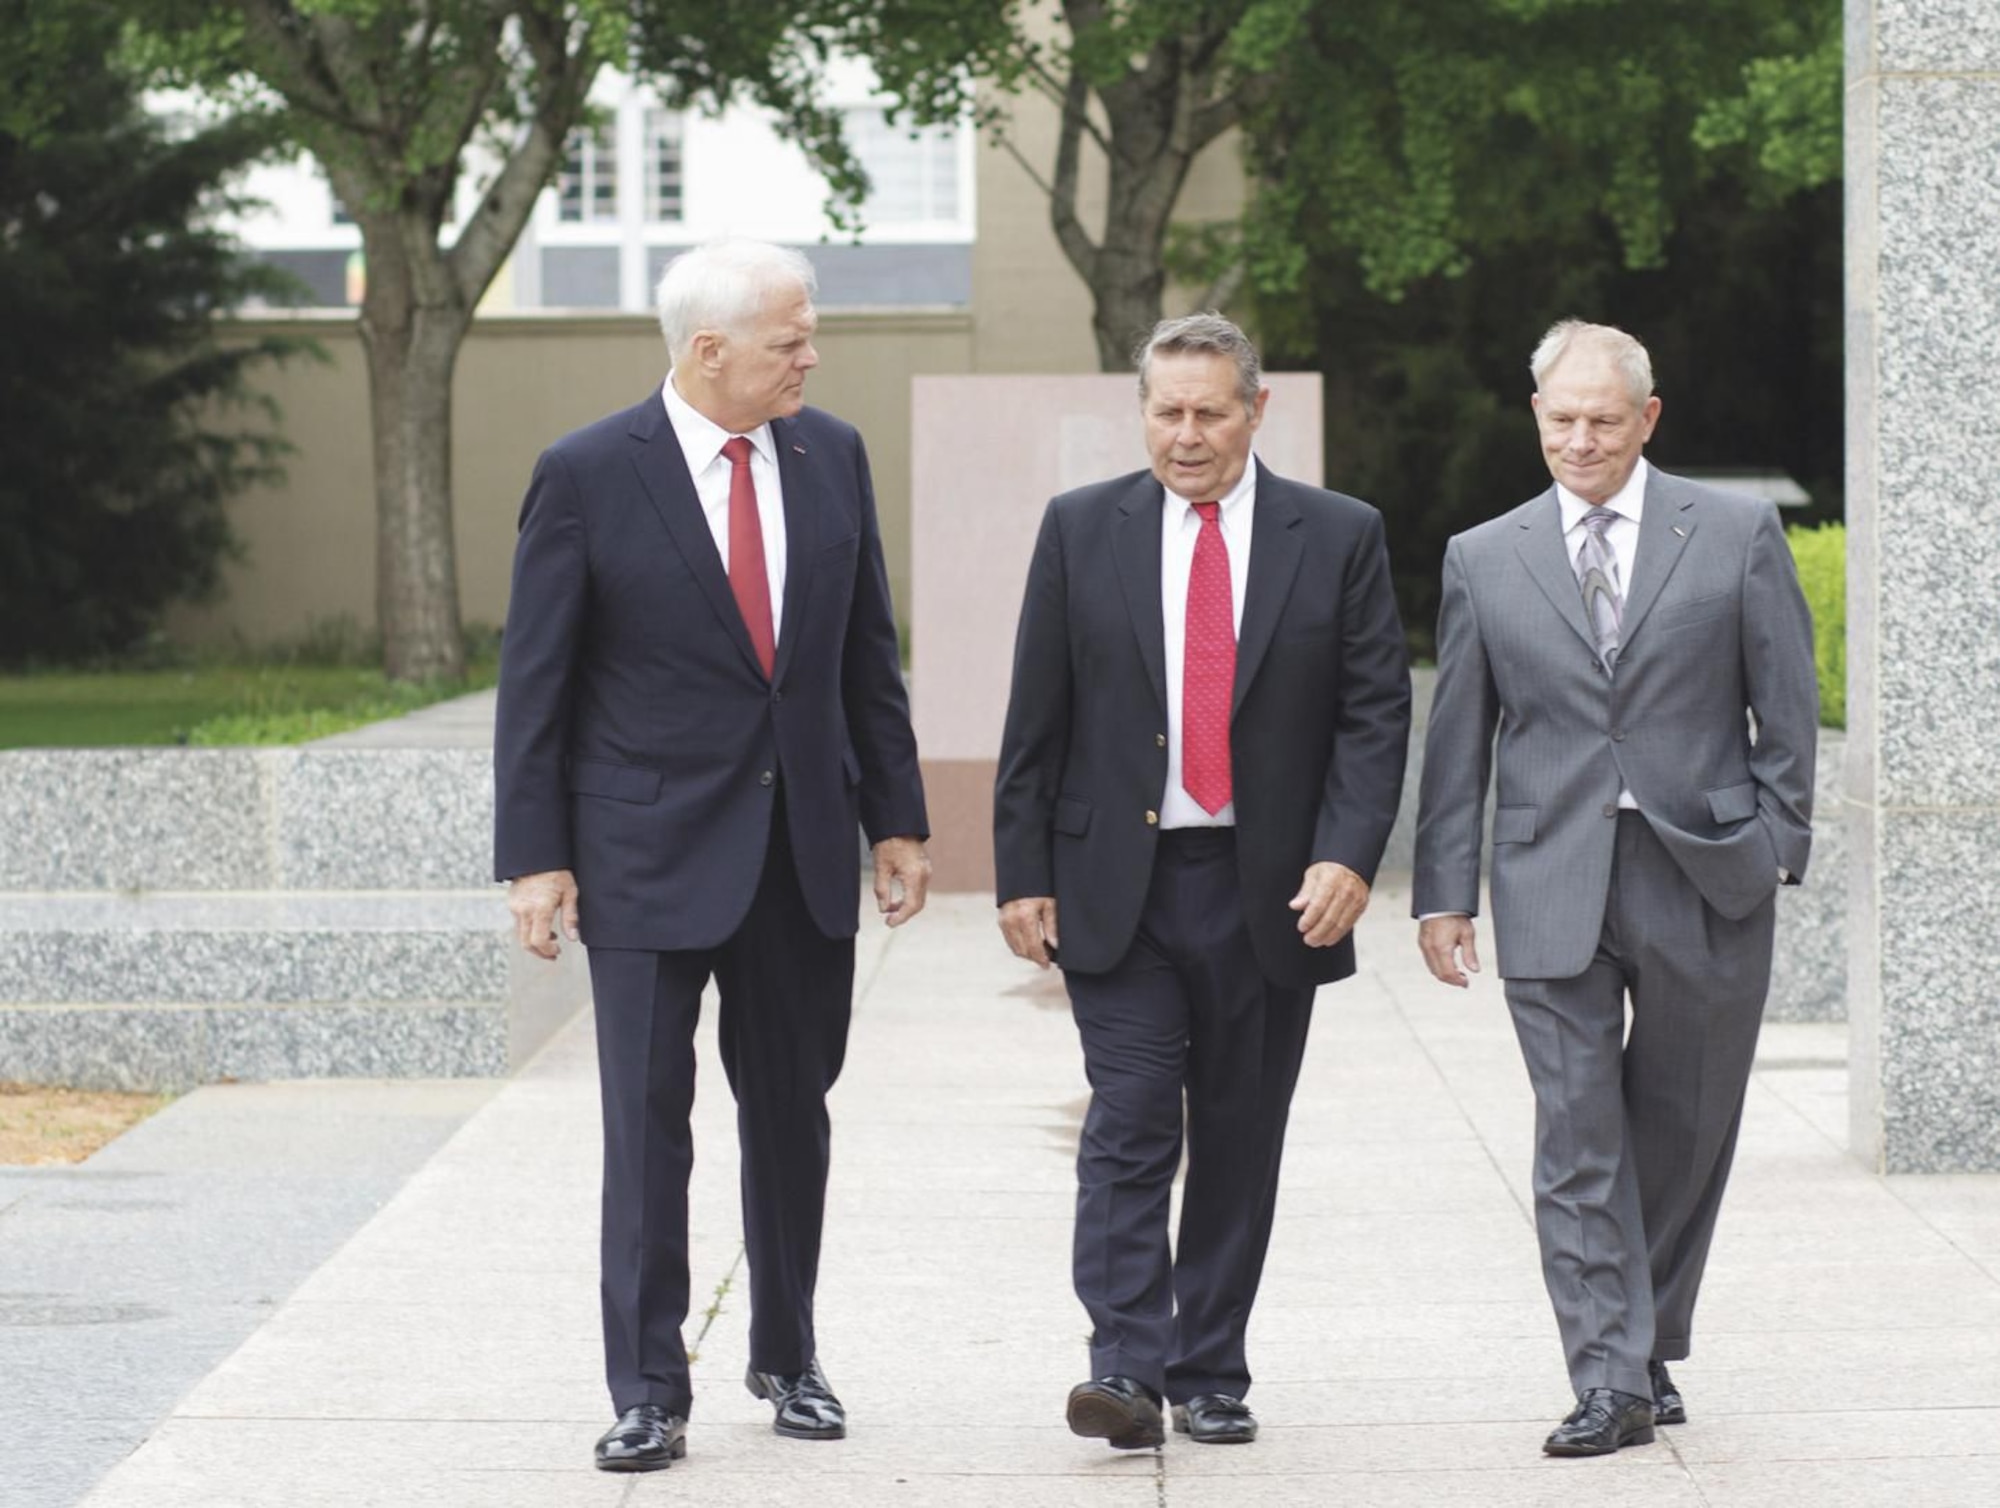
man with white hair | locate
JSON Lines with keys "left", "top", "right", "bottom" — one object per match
{"left": 495, "top": 240, "right": 930, "bottom": 1472}
{"left": 1413, "top": 319, "right": 1818, "bottom": 1456}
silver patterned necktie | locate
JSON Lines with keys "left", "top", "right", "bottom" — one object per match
{"left": 1575, "top": 507, "right": 1624, "bottom": 669}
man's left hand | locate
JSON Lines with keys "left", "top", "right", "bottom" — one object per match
{"left": 873, "top": 836, "right": 932, "bottom": 927}
{"left": 1289, "top": 861, "right": 1370, "bottom": 947}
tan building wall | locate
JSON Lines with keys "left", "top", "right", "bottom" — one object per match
{"left": 172, "top": 310, "right": 975, "bottom": 648}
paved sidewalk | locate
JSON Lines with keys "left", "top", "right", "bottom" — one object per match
{"left": 72, "top": 889, "right": 2000, "bottom": 1507}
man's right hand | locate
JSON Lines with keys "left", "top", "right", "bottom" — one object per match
{"left": 1418, "top": 914, "right": 1482, "bottom": 988}
{"left": 999, "top": 896, "right": 1060, "bottom": 969}
{"left": 509, "top": 869, "right": 580, "bottom": 960}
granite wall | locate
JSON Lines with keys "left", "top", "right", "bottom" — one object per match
{"left": 1845, "top": 0, "right": 2000, "bottom": 1170}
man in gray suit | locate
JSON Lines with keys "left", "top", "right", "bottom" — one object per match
{"left": 1413, "top": 320, "right": 1817, "bottom": 1457}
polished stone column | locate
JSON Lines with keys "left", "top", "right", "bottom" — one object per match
{"left": 1846, "top": 0, "right": 2000, "bottom": 1170}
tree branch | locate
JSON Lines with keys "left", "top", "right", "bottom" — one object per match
{"left": 447, "top": 7, "right": 599, "bottom": 303}
{"left": 1047, "top": 67, "right": 1100, "bottom": 283}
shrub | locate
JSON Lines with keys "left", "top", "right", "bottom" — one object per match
{"left": 1786, "top": 521, "right": 1844, "bottom": 730}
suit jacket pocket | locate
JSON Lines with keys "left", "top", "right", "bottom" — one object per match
{"left": 568, "top": 758, "right": 664, "bottom": 804}
{"left": 1656, "top": 592, "right": 1731, "bottom": 632}
{"left": 1492, "top": 805, "right": 1538, "bottom": 845}
{"left": 820, "top": 530, "right": 860, "bottom": 555}
{"left": 1705, "top": 781, "right": 1759, "bottom": 825}
{"left": 1053, "top": 794, "right": 1093, "bottom": 837}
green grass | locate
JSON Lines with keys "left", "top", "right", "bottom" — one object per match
{"left": 0, "top": 659, "right": 498, "bottom": 749}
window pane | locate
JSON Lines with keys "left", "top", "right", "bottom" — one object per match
{"left": 645, "top": 110, "right": 683, "bottom": 224}
{"left": 850, "top": 108, "right": 962, "bottom": 225}
{"left": 558, "top": 126, "right": 616, "bottom": 223}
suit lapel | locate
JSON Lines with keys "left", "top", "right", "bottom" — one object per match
{"left": 1232, "top": 463, "right": 1304, "bottom": 717}
{"left": 1112, "top": 476, "right": 1169, "bottom": 721}
{"left": 1514, "top": 488, "right": 1597, "bottom": 655}
{"left": 770, "top": 416, "right": 816, "bottom": 687}
{"left": 625, "top": 395, "right": 767, "bottom": 680}
{"left": 1617, "top": 469, "right": 1697, "bottom": 648}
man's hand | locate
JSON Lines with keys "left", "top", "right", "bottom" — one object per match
{"left": 1289, "top": 862, "right": 1370, "bottom": 947}
{"left": 999, "top": 896, "right": 1060, "bottom": 968}
{"left": 1418, "top": 915, "right": 1482, "bottom": 988}
{"left": 509, "top": 869, "right": 580, "bottom": 960}
{"left": 873, "top": 836, "right": 932, "bottom": 927}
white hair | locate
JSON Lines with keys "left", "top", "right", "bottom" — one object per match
{"left": 1530, "top": 319, "right": 1654, "bottom": 403}
{"left": 655, "top": 241, "right": 817, "bottom": 362}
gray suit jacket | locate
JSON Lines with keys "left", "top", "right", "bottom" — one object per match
{"left": 1412, "top": 467, "right": 1818, "bottom": 980}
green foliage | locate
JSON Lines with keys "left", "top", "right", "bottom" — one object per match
{"left": 1787, "top": 521, "right": 1844, "bottom": 730}
{"left": 1239, "top": 0, "right": 1840, "bottom": 321}
{"left": 1256, "top": 178, "right": 1844, "bottom": 660}
{"left": 1694, "top": 11, "right": 1842, "bottom": 196}
{"left": 0, "top": 1, "right": 304, "bottom": 666}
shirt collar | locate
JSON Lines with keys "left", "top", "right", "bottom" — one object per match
{"left": 1163, "top": 455, "right": 1258, "bottom": 523}
{"left": 662, "top": 372, "right": 775, "bottom": 471}
{"left": 1558, "top": 457, "right": 1648, "bottom": 533}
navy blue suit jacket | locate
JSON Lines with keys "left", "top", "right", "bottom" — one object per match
{"left": 493, "top": 392, "right": 927, "bottom": 950}
{"left": 993, "top": 462, "right": 1411, "bottom": 988}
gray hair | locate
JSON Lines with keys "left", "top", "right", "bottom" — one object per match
{"left": 1135, "top": 312, "right": 1264, "bottom": 411}
{"left": 655, "top": 241, "right": 817, "bottom": 362}
{"left": 1530, "top": 319, "right": 1654, "bottom": 403}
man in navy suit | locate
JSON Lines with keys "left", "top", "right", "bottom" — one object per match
{"left": 994, "top": 314, "right": 1410, "bottom": 1449}
{"left": 494, "top": 240, "right": 930, "bottom": 1473}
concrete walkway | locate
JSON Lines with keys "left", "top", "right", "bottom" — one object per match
{"left": 65, "top": 888, "right": 2000, "bottom": 1507}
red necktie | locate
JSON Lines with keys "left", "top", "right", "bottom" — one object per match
{"left": 1182, "top": 501, "right": 1234, "bottom": 814}
{"left": 722, "top": 436, "right": 776, "bottom": 678}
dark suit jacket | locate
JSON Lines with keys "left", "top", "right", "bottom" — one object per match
{"left": 492, "top": 392, "right": 927, "bottom": 950}
{"left": 993, "top": 460, "right": 1411, "bottom": 988}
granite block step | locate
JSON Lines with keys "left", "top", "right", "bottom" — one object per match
{"left": 0, "top": 893, "right": 509, "bottom": 1004}
{"left": 0, "top": 892, "right": 588, "bottom": 1090}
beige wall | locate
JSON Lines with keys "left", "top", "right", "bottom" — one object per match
{"left": 173, "top": 310, "right": 975, "bottom": 647}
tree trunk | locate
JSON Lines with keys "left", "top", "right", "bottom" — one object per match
{"left": 1085, "top": 147, "right": 1190, "bottom": 371}
{"left": 357, "top": 235, "right": 471, "bottom": 683}
{"left": 1087, "top": 244, "right": 1171, "bottom": 371}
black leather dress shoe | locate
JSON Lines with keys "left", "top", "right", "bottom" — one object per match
{"left": 1543, "top": 1388, "right": 1656, "bottom": 1457}
{"left": 594, "top": 1404, "right": 687, "bottom": 1472}
{"left": 1066, "top": 1376, "right": 1165, "bottom": 1449}
{"left": 1649, "top": 1360, "right": 1686, "bottom": 1425}
{"left": 745, "top": 1358, "right": 846, "bottom": 1439}
{"left": 1172, "top": 1393, "right": 1258, "bottom": 1444}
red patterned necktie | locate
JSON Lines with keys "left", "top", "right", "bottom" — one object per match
{"left": 721, "top": 436, "right": 776, "bottom": 677}
{"left": 1182, "top": 500, "right": 1234, "bottom": 814}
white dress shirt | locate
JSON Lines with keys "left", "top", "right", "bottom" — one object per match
{"left": 662, "top": 374, "right": 787, "bottom": 641}
{"left": 1558, "top": 456, "right": 1648, "bottom": 809}
{"left": 1159, "top": 461, "right": 1256, "bottom": 829}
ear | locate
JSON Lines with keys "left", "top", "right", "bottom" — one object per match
{"left": 1639, "top": 394, "right": 1662, "bottom": 441}
{"left": 1248, "top": 385, "right": 1271, "bottom": 430}
{"left": 689, "top": 329, "right": 726, "bottom": 374}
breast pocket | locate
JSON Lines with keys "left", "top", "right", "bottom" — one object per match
{"left": 1655, "top": 592, "right": 1732, "bottom": 633}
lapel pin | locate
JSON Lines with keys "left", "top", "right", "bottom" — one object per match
{"left": 791, "top": 443, "right": 807, "bottom": 455}
{"left": 1672, "top": 525, "right": 1687, "bottom": 537}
